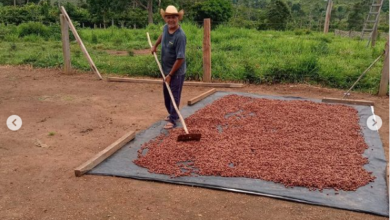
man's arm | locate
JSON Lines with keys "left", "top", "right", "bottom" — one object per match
{"left": 168, "top": 58, "right": 184, "bottom": 76}
{"left": 165, "top": 58, "right": 184, "bottom": 84}
{"left": 151, "top": 34, "right": 162, "bottom": 54}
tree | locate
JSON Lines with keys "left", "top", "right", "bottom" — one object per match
{"left": 291, "top": 3, "right": 302, "bottom": 14}
{"left": 347, "top": 2, "right": 366, "bottom": 31}
{"left": 383, "top": 0, "right": 389, "bottom": 12}
{"left": 87, "top": 0, "right": 111, "bottom": 28}
{"left": 231, "top": 0, "right": 264, "bottom": 29}
{"left": 266, "top": 0, "right": 291, "bottom": 30}
{"left": 192, "top": 0, "right": 233, "bottom": 25}
{"left": 87, "top": 0, "right": 128, "bottom": 28}
{"left": 134, "top": 0, "right": 157, "bottom": 24}
{"left": 63, "top": 2, "right": 90, "bottom": 26}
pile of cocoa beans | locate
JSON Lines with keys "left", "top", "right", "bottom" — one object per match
{"left": 134, "top": 95, "right": 375, "bottom": 191}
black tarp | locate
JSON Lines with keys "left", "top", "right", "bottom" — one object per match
{"left": 89, "top": 92, "right": 389, "bottom": 216}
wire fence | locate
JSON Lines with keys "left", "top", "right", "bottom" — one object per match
{"left": 334, "top": 29, "right": 389, "bottom": 39}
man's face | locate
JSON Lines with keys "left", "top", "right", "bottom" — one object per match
{"left": 164, "top": 15, "right": 179, "bottom": 29}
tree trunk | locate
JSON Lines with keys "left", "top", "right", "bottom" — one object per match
{"left": 14, "top": 0, "right": 16, "bottom": 6}
{"left": 135, "top": 0, "right": 153, "bottom": 24}
{"left": 323, "top": 0, "right": 333, "bottom": 34}
{"left": 147, "top": 0, "right": 153, "bottom": 24}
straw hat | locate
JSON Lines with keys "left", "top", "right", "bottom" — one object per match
{"left": 160, "top": 5, "right": 184, "bottom": 20}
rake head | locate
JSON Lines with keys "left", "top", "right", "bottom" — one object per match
{"left": 177, "top": 133, "right": 202, "bottom": 142}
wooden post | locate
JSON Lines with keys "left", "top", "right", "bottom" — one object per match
{"left": 60, "top": 6, "right": 102, "bottom": 80}
{"left": 371, "top": 28, "right": 378, "bottom": 47}
{"left": 323, "top": 0, "right": 333, "bottom": 34}
{"left": 203, "top": 18, "right": 211, "bottom": 82}
{"left": 378, "top": 37, "right": 389, "bottom": 96}
{"left": 60, "top": 14, "right": 71, "bottom": 74}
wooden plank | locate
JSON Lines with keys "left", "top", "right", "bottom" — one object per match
{"left": 107, "top": 77, "right": 244, "bottom": 88}
{"left": 203, "top": 18, "right": 211, "bottom": 82}
{"left": 107, "top": 77, "right": 160, "bottom": 84}
{"left": 188, "top": 88, "right": 217, "bottom": 106}
{"left": 322, "top": 97, "right": 374, "bottom": 106}
{"left": 378, "top": 36, "right": 389, "bottom": 96}
{"left": 74, "top": 131, "right": 135, "bottom": 177}
{"left": 185, "top": 81, "right": 243, "bottom": 88}
{"left": 60, "top": 14, "right": 71, "bottom": 74}
{"left": 60, "top": 6, "right": 102, "bottom": 80}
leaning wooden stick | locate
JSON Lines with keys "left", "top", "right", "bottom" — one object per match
{"left": 343, "top": 53, "right": 383, "bottom": 98}
{"left": 60, "top": 6, "right": 102, "bottom": 80}
{"left": 147, "top": 32, "right": 201, "bottom": 142}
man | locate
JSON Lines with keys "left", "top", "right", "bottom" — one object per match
{"left": 151, "top": 5, "right": 186, "bottom": 130}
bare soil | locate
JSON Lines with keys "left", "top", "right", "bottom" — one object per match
{"left": 104, "top": 49, "right": 150, "bottom": 57}
{"left": 0, "top": 65, "right": 388, "bottom": 220}
{"left": 105, "top": 50, "right": 129, "bottom": 56}
{"left": 133, "top": 49, "right": 152, "bottom": 55}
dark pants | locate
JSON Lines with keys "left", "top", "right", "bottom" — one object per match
{"left": 163, "top": 74, "right": 185, "bottom": 125}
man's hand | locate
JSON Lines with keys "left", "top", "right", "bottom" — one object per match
{"left": 151, "top": 46, "right": 157, "bottom": 54}
{"left": 165, "top": 75, "right": 172, "bottom": 85}
{"left": 152, "top": 35, "right": 162, "bottom": 55}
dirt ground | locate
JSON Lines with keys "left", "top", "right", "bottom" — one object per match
{"left": 0, "top": 65, "right": 388, "bottom": 220}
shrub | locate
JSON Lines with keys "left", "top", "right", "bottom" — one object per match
{"left": 10, "top": 42, "right": 17, "bottom": 51}
{"left": 91, "top": 32, "right": 98, "bottom": 43}
{"left": 266, "top": 0, "right": 291, "bottom": 30}
{"left": 18, "top": 22, "right": 50, "bottom": 38}
{"left": 192, "top": 0, "right": 233, "bottom": 26}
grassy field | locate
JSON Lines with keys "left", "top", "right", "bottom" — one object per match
{"left": 0, "top": 22, "right": 386, "bottom": 93}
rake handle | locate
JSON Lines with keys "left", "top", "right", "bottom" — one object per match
{"left": 147, "top": 32, "right": 189, "bottom": 134}
{"left": 342, "top": 53, "right": 384, "bottom": 99}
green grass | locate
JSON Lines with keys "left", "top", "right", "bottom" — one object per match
{"left": 0, "top": 22, "right": 386, "bottom": 93}
{"left": 48, "top": 131, "right": 56, "bottom": 136}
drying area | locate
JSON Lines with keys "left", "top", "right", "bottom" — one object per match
{"left": 89, "top": 91, "right": 388, "bottom": 216}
